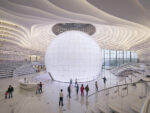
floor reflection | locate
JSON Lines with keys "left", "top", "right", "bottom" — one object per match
{"left": 67, "top": 98, "right": 71, "bottom": 110}
{"left": 80, "top": 96, "right": 84, "bottom": 106}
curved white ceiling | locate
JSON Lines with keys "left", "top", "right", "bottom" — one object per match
{"left": 0, "top": 0, "right": 150, "bottom": 60}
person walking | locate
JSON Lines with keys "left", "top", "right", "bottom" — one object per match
{"left": 85, "top": 84, "right": 89, "bottom": 96}
{"left": 7, "top": 85, "right": 14, "bottom": 99}
{"left": 59, "top": 89, "right": 64, "bottom": 106}
{"left": 76, "top": 83, "right": 79, "bottom": 94}
{"left": 80, "top": 84, "right": 84, "bottom": 96}
{"left": 68, "top": 85, "right": 71, "bottom": 98}
{"left": 95, "top": 81, "right": 98, "bottom": 91}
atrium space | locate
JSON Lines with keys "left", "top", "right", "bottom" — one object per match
{"left": 0, "top": 0, "right": 150, "bottom": 113}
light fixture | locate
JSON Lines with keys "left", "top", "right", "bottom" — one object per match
{"left": 45, "top": 31, "right": 102, "bottom": 82}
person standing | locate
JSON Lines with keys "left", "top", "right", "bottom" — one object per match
{"left": 59, "top": 89, "right": 64, "bottom": 106}
{"left": 68, "top": 85, "right": 71, "bottom": 98}
{"left": 8, "top": 85, "right": 14, "bottom": 99}
{"left": 24, "top": 77, "right": 27, "bottom": 83}
{"left": 76, "top": 83, "right": 79, "bottom": 95}
{"left": 75, "top": 78, "right": 77, "bottom": 87}
{"left": 39, "top": 82, "right": 43, "bottom": 94}
{"left": 102, "top": 77, "right": 107, "bottom": 85}
{"left": 85, "top": 84, "right": 89, "bottom": 96}
{"left": 5, "top": 90, "right": 8, "bottom": 99}
{"left": 70, "top": 79, "right": 72, "bottom": 85}
{"left": 95, "top": 81, "right": 98, "bottom": 91}
{"left": 80, "top": 84, "right": 84, "bottom": 96}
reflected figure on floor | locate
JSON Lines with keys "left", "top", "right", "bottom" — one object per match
{"left": 67, "top": 96, "right": 71, "bottom": 110}
{"left": 95, "top": 81, "right": 98, "bottom": 91}
{"left": 68, "top": 85, "right": 71, "bottom": 98}
{"left": 7, "top": 85, "right": 14, "bottom": 99}
{"left": 76, "top": 93, "right": 79, "bottom": 101}
{"left": 59, "top": 89, "right": 64, "bottom": 107}
{"left": 80, "top": 95, "right": 84, "bottom": 105}
{"left": 85, "top": 96, "right": 89, "bottom": 109}
{"left": 76, "top": 83, "right": 79, "bottom": 95}
{"left": 85, "top": 84, "right": 89, "bottom": 96}
{"left": 80, "top": 84, "right": 84, "bottom": 96}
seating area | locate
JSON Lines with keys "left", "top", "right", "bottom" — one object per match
{"left": 0, "top": 66, "right": 15, "bottom": 78}
{"left": 0, "top": 60, "right": 30, "bottom": 78}
{"left": 110, "top": 63, "right": 146, "bottom": 77}
{"left": 13, "top": 64, "right": 36, "bottom": 76}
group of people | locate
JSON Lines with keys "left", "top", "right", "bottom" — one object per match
{"left": 5, "top": 85, "right": 14, "bottom": 99}
{"left": 80, "top": 84, "right": 89, "bottom": 96}
{"left": 67, "top": 83, "right": 90, "bottom": 98}
{"left": 4, "top": 76, "right": 107, "bottom": 108}
{"left": 59, "top": 82, "right": 90, "bottom": 107}
{"left": 59, "top": 77, "right": 107, "bottom": 107}
{"left": 5, "top": 82, "right": 43, "bottom": 99}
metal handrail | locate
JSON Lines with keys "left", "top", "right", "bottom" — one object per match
{"left": 88, "top": 79, "right": 150, "bottom": 97}
{"left": 141, "top": 95, "right": 150, "bottom": 113}
{"left": 88, "top": 79, "right": 150, "bottom": 113}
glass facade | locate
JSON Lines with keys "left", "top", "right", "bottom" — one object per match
{"left": 102, "top": 49, "right": 138, "bottom": 69}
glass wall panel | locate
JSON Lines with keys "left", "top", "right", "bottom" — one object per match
{"left": 102, "top": 49, "right": 138, "bottom": 69}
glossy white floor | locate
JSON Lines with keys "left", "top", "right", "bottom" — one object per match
{"left": 0, "top": 70, "right": 137, "bottom": 113}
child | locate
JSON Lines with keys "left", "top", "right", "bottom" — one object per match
{"left": 5, "top": 90, "right": 8, "bottom": 99}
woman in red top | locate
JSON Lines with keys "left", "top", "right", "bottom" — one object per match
{"left": 80, "top": 84, "right": 84, "bottom": 96}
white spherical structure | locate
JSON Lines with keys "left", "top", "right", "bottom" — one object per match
{"left": 45, "top": 31, "right": 102, "bottom": 82}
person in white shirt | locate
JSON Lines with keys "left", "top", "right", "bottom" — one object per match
{"left": 59, "top": 89, "right": 64, "bottom": 106}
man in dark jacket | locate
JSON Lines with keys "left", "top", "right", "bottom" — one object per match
{"left": 8, "top": 85, "right": 14, "bottom": 98}
{"left": 68, "top": 85, "right": 71, "bottom": 98}
{"left": 76, "top": 83, "right": 79, "bottom": 94}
